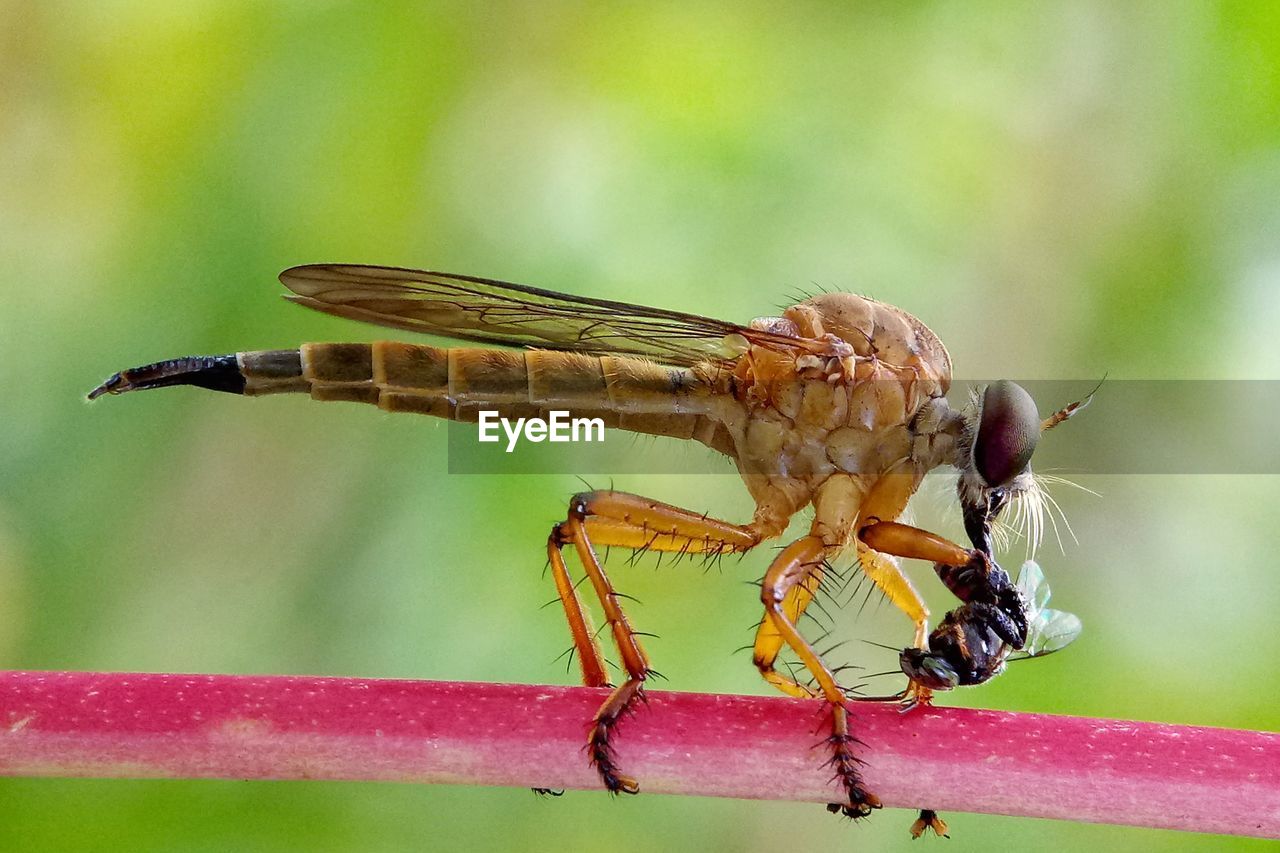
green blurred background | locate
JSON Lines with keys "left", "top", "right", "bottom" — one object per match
{"left": 2, "top": 2, "right": 1279, "bottom": 850}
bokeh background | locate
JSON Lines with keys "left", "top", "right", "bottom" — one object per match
{"left": 3, "top": 2, "right": 1279, "bottom": 850}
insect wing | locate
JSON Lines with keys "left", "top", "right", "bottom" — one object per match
{"left": 279, "top": 264, "right": 811, "bottom": 368}
{"left": 1022, "top": 608, "right": 1083, "bottom": 656}
{"left": 1012, "top": 559, "right": 1082, "bottom": 658}
{"left": 1015, "top": 560, "right": 1051, "bottom": 614}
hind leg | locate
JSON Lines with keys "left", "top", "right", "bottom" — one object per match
{"left": 548, "top": 490, "right": 761, "bottom": 793}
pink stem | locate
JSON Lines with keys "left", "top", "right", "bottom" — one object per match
{"left": 0, "top": 671, "right": 1275, "bottom": 838}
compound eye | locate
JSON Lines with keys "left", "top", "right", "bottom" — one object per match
{"left": 899, "top": 649, "right": 960, "bottom": 691}
{"left": 973, "top": 381, "right": 1040, "bottom": 487}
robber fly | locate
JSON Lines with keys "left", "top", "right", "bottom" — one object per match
{"left": 90, "top": 264, "right": 1090, "bottom": 819}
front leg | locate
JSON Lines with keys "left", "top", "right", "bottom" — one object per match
{"left": 852, "top": 473, "right": 938, "bottom": 651}
{"left": 858, "top": 519, "right": 998, "bottom": 605}
{"left": 857, "top": 519, "right": 989, "bottom": 709}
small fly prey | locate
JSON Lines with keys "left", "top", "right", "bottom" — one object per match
{"left": 91, "top": 264, "right": 1089, "bottom": 818}
{"left": 900, "top": 559, "right": 1083, "bottom": 696}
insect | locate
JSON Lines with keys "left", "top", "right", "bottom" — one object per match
{"left": 893, "top": 557, "right": 1081, "bottom": 839}
{"left": 90, "top": 263, "right": 1090, "bottom": 819}
{"left": 900, "top": 558, "right": 1082, "bottom": 700}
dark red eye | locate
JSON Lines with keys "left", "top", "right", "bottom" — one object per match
{"left": 973, "top": 381, "right": 1039, "bottom": 487}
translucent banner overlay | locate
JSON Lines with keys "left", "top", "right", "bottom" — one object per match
{"left": 444, "top": 380, "right": 1280, "bottom": 475}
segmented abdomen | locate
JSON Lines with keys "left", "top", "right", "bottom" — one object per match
{"left": 240, "top": 342, "right": 735, "bottom": 453}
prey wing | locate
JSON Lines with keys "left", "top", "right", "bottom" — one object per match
{"left": 1022, "top": 609, "right": 1084, "bottom": 657}
{"left": 1012, "top": 560, "right": 1083, "bottom": 658}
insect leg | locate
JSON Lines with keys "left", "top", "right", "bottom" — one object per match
{"left": 551, "top": 514, "right": 647, "bottom": 795}
{"left": 858, "top": 520, "right": 971, "bottom": 567}
{"left": 854, "top": 543, "right": 932, "bottom": 648}
{"left": 545, "top": 535, "right": 610, "bottom": 689}
{"left": 853, "top": 473, "right": 938, "bottom": 649}
{"left": 857, "top": 518, "right": 990, "bottom": 708}
{"left": 910, "top": 809, "right": 950, "bottom": 838}
{"left": 751, "top": 562, "right": 825, "bottom": 699}
{"left": 755, "top": 535, "right": 881, "bottom": 818}
{"left": 558, "top": 490, "right": 760, "bottom": 555}
{"left": 549, "top": 490, "right": 762, "bottom": 794}
{"left": 859, "top": 519, "right": 993, "bottom": 606}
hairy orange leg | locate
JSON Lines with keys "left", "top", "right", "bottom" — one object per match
{"left": 853, "top": 544, "right": 931, "bottom": 647}
{"left": 859, "top": 518, "right": 982, "bottom": 709}
{"left": 754, "top": 537, "right": 836, "bottom": 699}
{"left": 855, "top": 472, "right": 938, "bottom": 649}
{"left": 857, "top": 474, "right": 994, "bottom": 639}
{"left": 755, "top": 534, "right": 881, "bottom": 818}
{"left": 751, "top": 561, "right": 825, "bottom": 699}
{"left": 545, "top": 537, "right": 610, "bottom": 689}
{"left": 859, "top": 520, "right": 971, "bottom": 566}
{"left": 854, "top": 471, "right": 981, "bottom": 712}
{"left": 549, "top": 490, "right": 760, "bottom": 793}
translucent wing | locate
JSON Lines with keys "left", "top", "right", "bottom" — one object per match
{"left": 279, "top": 264, "right": 818, "bottom": 368}
{"left": 1022, "top": 609, "right": 1083, "bottom": 657}
{"left": 1012, "top": 559, "right": 1082, "bottom": 658}
{"left": 1015, "top": 560, "right": 1051, "bottom": 613}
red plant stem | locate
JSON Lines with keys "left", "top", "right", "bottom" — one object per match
{"left": 0, "top": 671, "right": 1275, "bottom": 838}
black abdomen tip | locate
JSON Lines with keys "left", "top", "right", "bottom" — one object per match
{"left": 88, "top": 354, "right": 246, "bottom": 399}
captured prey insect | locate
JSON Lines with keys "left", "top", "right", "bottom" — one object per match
{"left": 90, "top": 263, "right": 1091, "bottom": 821}
{"left": 889, "top": 557, "right": 1082, "bottom": 839}
{"left": 901, "top": 558, "right": 1082, "bottom": 699}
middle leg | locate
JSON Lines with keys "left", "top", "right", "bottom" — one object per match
{"left": 753, "top": 533, "right": 881, "bottom": 818}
